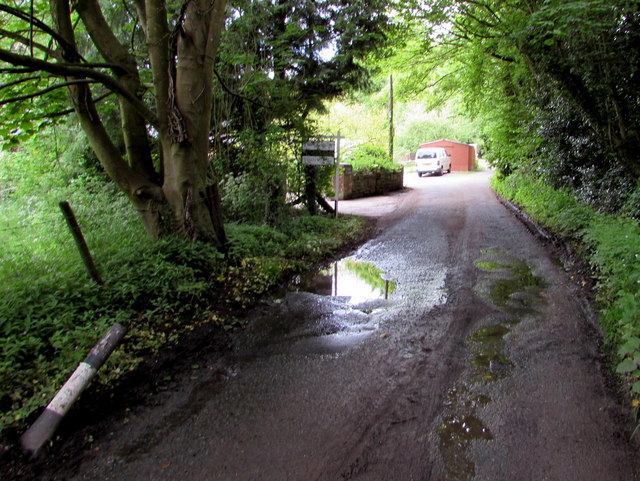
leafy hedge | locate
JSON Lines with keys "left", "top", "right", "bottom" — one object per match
{"left": 492, "top": 172, "right": 640, "bottom": 400}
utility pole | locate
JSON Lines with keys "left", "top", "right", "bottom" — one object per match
{"left": 388, "top": 74, "right": 394, "bottom": 162}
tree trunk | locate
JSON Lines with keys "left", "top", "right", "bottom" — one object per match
{"left": 49, "top": 0, "right": 228, "bottom": 247}
{"left": 158, "top": 0, "right": 228, "bottom": 245}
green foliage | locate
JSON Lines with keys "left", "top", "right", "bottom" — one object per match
{"left": 393, "top": 101, "right": 482, "bottom": 159}
{"left": 221, "top": 173, "right": 284, "bottom": 225}
{"left": 313, "top": 99, "right": 387, "bottom": 147}
{"left": 226, "top": 223, "right": 289, "bottom": 258}
{"left": 387, "top": 0, "right": 640, "bottom": 209}
{"left": 216, "top": 125, "right": 298, "bottom": 226}
{"left": 0, "top": 134, "right": 369, "bottom": 435}
{"left": 212, "top": 0, "right": 395, "bottom": 152}
{"left": 493, "top": 172, "right": 640, "bottom": 401}
{"left": 622, "top": 180, "right": 640, "bottom": 220}
{"left": 343, "top": 144, "right": 398, "bottom": 172}
{"left": 280, "top": 214, "right": 367, "bottom": 260}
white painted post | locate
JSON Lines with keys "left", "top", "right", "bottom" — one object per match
{"left": 20, "top": 323, "right": 127, "bottom": 457}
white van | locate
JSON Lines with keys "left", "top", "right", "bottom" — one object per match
{"left": 415, "top": 147, "right": 451, "bottom": 177}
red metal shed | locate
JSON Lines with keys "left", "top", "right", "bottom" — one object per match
{"left": 419, "top": 139, "right": 476, "bottom": 172}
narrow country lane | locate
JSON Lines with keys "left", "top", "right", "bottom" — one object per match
{"left": 65, "top": 171, "right": 638, "bottom": 481}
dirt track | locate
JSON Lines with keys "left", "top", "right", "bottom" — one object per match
{"left": 13, "top": 171, "right": 640, "bottom": 480}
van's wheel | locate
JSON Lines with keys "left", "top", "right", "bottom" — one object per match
{"left": 417, "top": 172, "right": 422, "bottom": 177}
{"left": 447, "top": 166, "right": 452, "bottom": 173}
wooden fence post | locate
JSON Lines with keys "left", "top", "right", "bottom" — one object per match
{"left": 59, "top": 201, "right": 103, "bottom": 285}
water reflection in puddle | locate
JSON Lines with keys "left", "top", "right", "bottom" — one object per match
{"left": 474, "top": 252, "right": 547, "bottom": 315}
{"left": 468, "top": 325, "right": 513, "bottom": 383}
{"left": 289, "top": 256, "right": 396, "bottom": 304}
{"left": 245, "top": 257, "right": 398, "bottom": 357}
{"left": 438, "top": 386, "right": 493, "bottom": 481}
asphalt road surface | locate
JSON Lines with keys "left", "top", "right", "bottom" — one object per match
{"left": 63, "top": 171, "right": 639, "bottom": 480}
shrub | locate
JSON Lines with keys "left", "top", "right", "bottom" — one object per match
{"left": 220, "top": 172, "right": 286, "bottom": 225}
{"left": 343, "top": 144, "right": 399, "bottom": 172}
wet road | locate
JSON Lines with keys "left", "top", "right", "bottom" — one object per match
{"left": 69, "top": 171, "right": 638, "bottom": 480}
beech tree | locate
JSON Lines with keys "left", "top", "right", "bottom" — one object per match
{"left": 0, "top": 1, "right": 228, "bottom": 246}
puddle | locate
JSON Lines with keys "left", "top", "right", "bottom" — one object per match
{"left": 289, "top": 256, "right": 396, "bottom": 304}
{"left": 240, "top": 257, "right": 395, "bottom": 358}
{"left": 438, "top": 386, "right": 493, "bottom": 481}
{"left": 288, "top": 330, "right": 373, "bottom": 355}
{"left": 437, "top": 251, "right": 547, "bottom": 479}
{"left": 467, "top": 325, "right": 513, "bottom": 383}
{"left": 440, "top": 415, "right": 493, "bottom": 442}
{"left": 474, "top": 251, "right": 547, "bottom": 315}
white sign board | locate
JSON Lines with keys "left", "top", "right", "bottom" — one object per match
{"left": 302, "top": 139, "right": 335, "bottom": 165}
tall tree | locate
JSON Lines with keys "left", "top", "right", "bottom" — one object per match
{"left": 209, "top": 0, "right": 393, "bottom": 223}
{"left": 392, "top": 0, "right": 640, "bottom": 187}
{"left": 212, "top": 0, "right": 392, "bottom": 163}
{"left": 0, "top": 0, "right": 227, "bottom": 245}
{"left": 0, "top": 0, "right": 393, "bottom": 238}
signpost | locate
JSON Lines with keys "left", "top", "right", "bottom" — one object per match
{"left": 301, "top": 134, "right": 342, "bottom": 216}
{"left": 302, "top": 139, "right": 335, "bottom": 165}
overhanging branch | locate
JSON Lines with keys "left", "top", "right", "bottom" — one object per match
{"left": 213, "top": 69, "right": 262, "bottom": 107}
{"left": 38, "top": 91, "right": 115, "bottom": 119}
{"left": 0, "top": 48, "right": 159, "bottom": 128}
{"left": 0, "top": 75, "right": 41, "bottom": 91}
{"left": 0, "top": 28, "right": 56, "bottom": 58}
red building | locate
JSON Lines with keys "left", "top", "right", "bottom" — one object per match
{"left": 419, "top": 139, "right": 476, "bottom": 172}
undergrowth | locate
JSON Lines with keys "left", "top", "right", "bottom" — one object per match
{"left": 0, "top": 183, "right": 367, "bottom": 436}
{"left": 492, "top": 171, "right": 640, "bottom": 404}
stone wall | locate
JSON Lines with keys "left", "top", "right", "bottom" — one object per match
{"left": 334, "top": 164, "right": 404, "bottom": 200}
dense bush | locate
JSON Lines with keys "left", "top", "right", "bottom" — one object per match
{"left": 343, "top": 144, "right": 399, "bottom": 172}
{"left": 492, "top": 172, "right": 640, "bottom": 399}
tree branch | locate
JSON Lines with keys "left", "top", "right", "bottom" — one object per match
{"left": 145, "top": 0, "right": 171, "bottom": 135}
{"left": 0, "top": 75, "right": 41, "bottom": 91}
{"left": 74, "top": 0, "right": 158, "bottom": 179}
{"left": 0, "top": 79, "right": 94, "bottom": 105}
{"left": 0, "top": 48, "right": 158, "bottom": 127}
{"left": 459, "top": 0, "right": 502, "bottom": 23}
{"left": 0, "top": 28, "right": 56, "bottom": 57}
{"left": 490, "top": 52, "right": 515, "bottom": 63}
{"left": 0, "top": 4, "right": 83, "bottom": 62}
{"left": 37, "top": 91, "right": 115, "bottom": 119}
{"left": 213, "top": 69, "right": 262, "bottom": 107}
